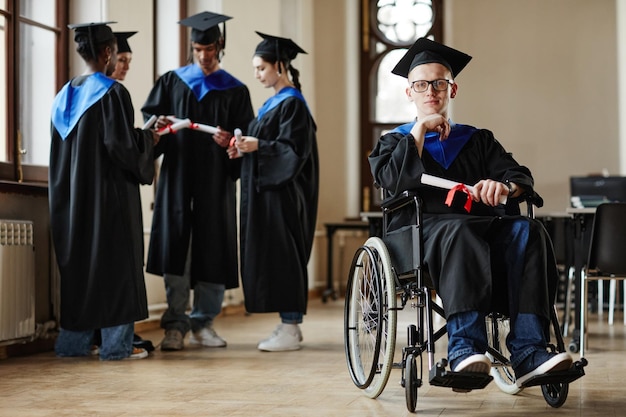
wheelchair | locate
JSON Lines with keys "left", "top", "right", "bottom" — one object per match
{"left": 344, "top": 190, "right": 587, "bottom": 413}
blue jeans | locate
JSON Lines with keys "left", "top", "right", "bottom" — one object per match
{"left": 161, "top": 237, "right": 225, "bottom": 334}
{"left": 280, "top": 312, "right": 303, "bottom": 324}
{"left": 55, "top": 323, "right": 134, "bottom": 360}
{"left": 447, "top": 219, "right": 547, "bottom": 367}
{"left": 160, "top": 244, "right": 225, "bottom": 335}
{"left": 447, "top": 311, "right": 547, "bottom": 369}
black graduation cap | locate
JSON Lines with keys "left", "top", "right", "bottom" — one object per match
{"left": 391, "top": 37, "right": 472, "bottom": 79}
{"left": 254, "top": 31, "right": 307, "bottom": 61}
{"left": 68, "top": 21, "right": 116, "bottom": 44}
{"left": 178, "top": 11, "right": 232, "bottom": 46}
{"left": 114, "top": 32, "right": 137, "bottom": 54}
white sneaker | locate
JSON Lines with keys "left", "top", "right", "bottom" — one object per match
{"left": 125, "top": 347, "right": 149, "bottom": 360}
{"left": 257, "top": 324, "right": 302, "bottom": 352}
{"left": 189, "top": 327, "right": 227, "bottom": 347}
{"left": 453, "top": 353, "right": 491, "bottom": 374}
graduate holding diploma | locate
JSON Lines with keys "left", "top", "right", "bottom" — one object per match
{"left": 141, "top": 11, "right": 254, "bottom": 352}
{"left": 368, "top": 38, "right": 573, "bottom": 386}
{"left": 228, "top": 32, "right": 319, "bottom": 352}
{"left": 49, "top": 21, "right": 157, "bottom": 361}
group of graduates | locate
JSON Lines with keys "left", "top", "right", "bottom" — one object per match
{"left": 49, "top": 8, "right": 575, "bottom": 392}
{"left": 49, "top": 11, "right": 318, "bottom": 360}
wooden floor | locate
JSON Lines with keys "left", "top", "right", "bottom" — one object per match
{"left": 0, "top": 298, "right": 624, "bottom": 417}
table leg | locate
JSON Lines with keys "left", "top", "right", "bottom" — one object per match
{"left": 322, "top": 226, "right": 337, "bottom": 302}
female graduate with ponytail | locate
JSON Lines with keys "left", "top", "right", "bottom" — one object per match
{"left": 228, "top": 32, "right": 319, "bottom": 352}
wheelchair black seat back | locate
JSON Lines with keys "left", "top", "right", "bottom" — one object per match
{"left": 343, "top": 190, "right": 587, "bottom": 413}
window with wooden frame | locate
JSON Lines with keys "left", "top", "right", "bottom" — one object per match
{"left": 359, "top": 0, "right": 443, "bottom": 211}
{"left": 0, "top": 0, "right": 68, "bottom": 184}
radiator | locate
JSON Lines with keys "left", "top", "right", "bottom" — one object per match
{"left": 0, "top": 220, "right": 35, "bottom": 342}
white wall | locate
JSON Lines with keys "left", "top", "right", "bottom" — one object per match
{"left": 446, "top": 0, "right": 618, "bottom": 213}
{"left": 619, "top": 0, "right": 626, "bottom": 174}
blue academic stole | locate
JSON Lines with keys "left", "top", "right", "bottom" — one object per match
{"left": 257, "top": 86, "right": 309, "bottom": 120}
{"left": 392, "top": 121, "right": 477, "bottom": 169}
{"left": 51, "top": 72, "right": 115, "bottom": 140}
{"left": 174, "top": 65, "right": 244, "bottom": 101}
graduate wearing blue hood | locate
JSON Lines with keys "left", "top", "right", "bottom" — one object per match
{"left": 227, "top": 32, "right": 318, "bottom": 352}
{"left": 369, "top": 38, "right": 573, "bottom": 385}
{"left": 141, "top": 11, "right": 254, "bottom": 351}
{"left": 49, "top": 21, "right": 157, "bottom": 360}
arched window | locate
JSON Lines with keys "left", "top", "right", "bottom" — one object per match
{"left": 359, "top": 0, "right": 443, "bottom": 211}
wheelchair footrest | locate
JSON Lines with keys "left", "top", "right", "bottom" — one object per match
{"left": 429, "top": 362, "right": 494, "bottom": 390}
{"left": 519, "top": 358, "right": 588, "bottom": 388}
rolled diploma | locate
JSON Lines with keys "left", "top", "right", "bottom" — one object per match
{"left": 233, "top": 128, "right": 243, "bottom": 156}
{"left": 142, "top": 115, "right": 157, "bottom": 130}
{"left": 421, "top": 173, "right": 507, "bottom": 205}
{"left": 166, "top": 116, "right": 218, "bottom": 134}
{"left": 192, "top": 123, "right": 218, "bottom": 134}
{"left": 157, "top": 119, "right": 191, "bottom": 136}
{"left": 166, "top": 115, "right": 184, "bottom": 123}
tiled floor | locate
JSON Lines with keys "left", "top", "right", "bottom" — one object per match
{"left": 0, "top": 298, "right": 623, "bottom": 416}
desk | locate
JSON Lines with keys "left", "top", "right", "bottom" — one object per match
{"left": 360, "top": 211, "right": 383, "bottom": 237}
{"left": 323, "top": 221, "right": 370, "bottom": 302}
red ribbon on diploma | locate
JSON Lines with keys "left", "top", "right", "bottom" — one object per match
{"left": 157, "top": 125, "right": 176, "bottom": 135}
{"left": 445, "top": 184, "right": 473, "bottom": 212}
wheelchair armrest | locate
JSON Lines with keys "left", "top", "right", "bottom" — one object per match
{"left": 380, "top": 189, "right": 544, "bottom": 217}
{"left": 520, "top": 191, "right": 544, "bottom": 218}
{"left": 381, "top": 190, "right": 423, "bottom": 213}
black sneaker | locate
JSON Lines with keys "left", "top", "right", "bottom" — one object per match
{"left": 515, "top": 351, "right": 573, "bottom": 387}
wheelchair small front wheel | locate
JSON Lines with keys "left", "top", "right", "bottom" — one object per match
{"left": 542, "top": 381, "right": 569, "bottom": 408}
{"left": 404, "top": 353, "right": 419, "bottom": 413}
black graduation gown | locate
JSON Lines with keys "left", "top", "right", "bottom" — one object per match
{"left": 240, "top": 93, "right": 319, "bottom": 313}
{"left": 369, "top": 126, "right": 559, "bottom": 321}
{"left": 141, "top": 67, "right": 254, "bottom": 289}
{"left": 49, "top": 74, "right": 154, "bottom": 331}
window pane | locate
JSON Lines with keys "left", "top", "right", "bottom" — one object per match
{"left": 20, "top": 0, "right": 55, "bottom": 27}
{"left": 19, "top": 23, "right": 55, "bottom": 166}
{"left": 377, "top": 0, "right": 433, "bottom": 44}
{"left": 375, "top": 49, "right": 415, "bottom": 123}
{"left": 0, "top": 14, "right": 7, "bottom": 162}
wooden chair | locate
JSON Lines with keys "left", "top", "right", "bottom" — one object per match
{"left": 580, "top": 203, "right": 626, "bottom": 356}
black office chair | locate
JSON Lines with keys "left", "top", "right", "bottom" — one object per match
{"left": 580, "top": 202, "right": 626, "bottom": 357}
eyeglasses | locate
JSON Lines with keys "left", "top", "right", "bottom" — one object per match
{"left": 409, "top": 79, "right": 453, "bottom": 93}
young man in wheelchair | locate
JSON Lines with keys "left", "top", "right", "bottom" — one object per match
{"left": 368, "top": 38, "right": 573, "bottom": 387}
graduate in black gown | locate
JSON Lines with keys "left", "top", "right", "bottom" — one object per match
{"left": 93, "top": 29, "right": 155, "bottom": 354}
{"left": 369, "top": 38, "right": 573, "bottom": 385}
{"left": 109, "top": 31, "right": 136, "bottom": 81}
{"left": 141, "top": 12, "right": 254, "bottom": 351}
{"left": 49, "top": 22, "right": 157, "bottom": 360}
{"left": 228, "top": 32, "right": 319, "bottom": 352}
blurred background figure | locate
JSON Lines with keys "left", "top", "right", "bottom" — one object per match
{"left": 108, "top": 31, "right": 136, "bottom": 81}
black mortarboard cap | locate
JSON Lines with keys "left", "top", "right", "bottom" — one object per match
{"left": 254, "top": 31, "right": 307, "bottom": 61}
{"left": 114, "top": 31, "right": 137, "bottom": 54}
{"left": 391, "top": 37, "right": 472, "bottom": 79}
{"left": 68, "top": 21, "right": 116, "bottom": 44}
{"left": 178, "top": 11, "right": 232, "bottom": 46}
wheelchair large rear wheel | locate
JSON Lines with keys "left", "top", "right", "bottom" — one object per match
{"left": 344, "top": 237, "right": 397, "bottom": 399}
{"left": 486, "top": 313, "right": 522, "bottom": 395}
